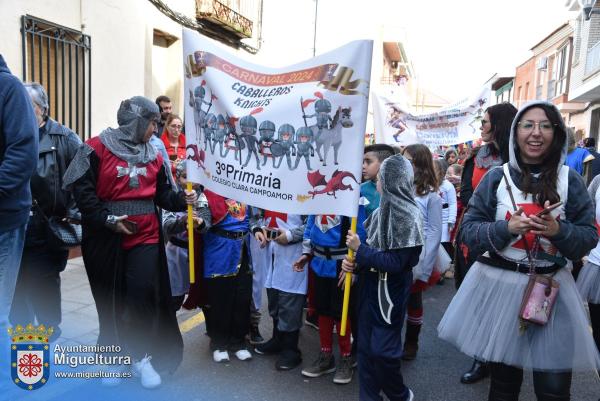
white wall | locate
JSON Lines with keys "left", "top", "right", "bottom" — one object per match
{"left": 0, "top": 0, "right": 148, "bottom": 136}
{"left": 0, "top": 0, "right": 82, "bottom": 71}
{"left": 84, "top": 0, "right": 147, "bottom": 135}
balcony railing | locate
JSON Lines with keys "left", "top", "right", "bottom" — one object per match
{"left": 196, "top": 0, "right": 253, "bottom": 39}
{"left": 585, "top": 40, "right": 600, "bottom": 76}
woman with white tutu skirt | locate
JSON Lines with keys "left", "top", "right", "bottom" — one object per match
{"left": 576, "top": 174, "right": 600, "bottom": 355}
{"left": 437, "top": 100, "right": 600, "bottom": 401}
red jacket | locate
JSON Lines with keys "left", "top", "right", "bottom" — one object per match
{"left": 160, "top": 132, "right": 187, "bottom": 161}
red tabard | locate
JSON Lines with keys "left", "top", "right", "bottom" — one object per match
{"left": 88, "top": 137, "right": 162, "bottom": 250}
{"left": 471, "top": 165, "right": 488, "bottom": 191}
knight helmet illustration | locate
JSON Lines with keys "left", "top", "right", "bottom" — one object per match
{"left": 259, "top": 120, "right": 276, "bottom": 167}
{"left": 293, "top": 126, "right": 315, "bottom": 171}
{"left": 273, "top": 123, "right": 296, "bottom": 170}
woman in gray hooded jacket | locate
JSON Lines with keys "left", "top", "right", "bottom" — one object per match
{"left": 438, "top": 101, "right": 599, "bottom": 401}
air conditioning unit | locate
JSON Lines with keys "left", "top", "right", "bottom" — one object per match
{"left": 537, "top": 56, "right": 548, "bottom": 70}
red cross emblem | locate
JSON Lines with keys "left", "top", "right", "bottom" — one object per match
{"left": 18, "top": 353, "right": 42, "bottom": 378}
{"left": 320, "top": 214, "right": 335, "bottom": 225}
{"left": 505, "top": 203, "right": 558, "bottom": 253}
{"left": 264, "top": 211, "right": 287, "bottom": 228}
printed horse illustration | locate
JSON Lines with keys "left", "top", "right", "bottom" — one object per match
{"left": 310, "top": 107, "right": 353, "bottom": 166}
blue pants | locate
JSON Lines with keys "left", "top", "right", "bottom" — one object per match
{"left": 358, "top": 270, "right": 412, "bottom": 401}
{"left": 359, "top": 352, "right": 410, "bottom": 401}
{"left": 0, "top": 224, "right": 26, "bottom": 390}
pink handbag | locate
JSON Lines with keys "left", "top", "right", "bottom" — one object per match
{"left": 518, "top": 274, "right": 559, "bottom": 325}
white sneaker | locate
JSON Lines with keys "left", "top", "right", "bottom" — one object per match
{"left": 407, "top": 388, "right": 414, "bottom": 401}
{"left": 234, "top": 349, "right": 252, "bottom": 361}
{"left": 101, "top": 365, "right": 124, "bottom": 387}
{"left": 213, "top": 349, "right": 230, "bottom": 362}
{"left": 132, "top": 355, "right": 161, "bottom": 389}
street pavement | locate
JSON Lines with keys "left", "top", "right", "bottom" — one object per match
{"left": 8, "top": 258, "right": 600, "bottom": 401}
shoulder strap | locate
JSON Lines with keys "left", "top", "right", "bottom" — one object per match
{"left": 32, "top": 199, "right": 49, "bottom": 222}
{"left": 502, "top": 170, "right": 518, "bottom": 212}
{"left": 502, "top": 168, "right": 534, "bottom": 273}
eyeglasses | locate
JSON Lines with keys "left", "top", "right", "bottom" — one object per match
{"left": 169, "top": 124, "right": 182, "bottom": 129}
{"left": 517, "top": 120, "right": 555, "bottom": 134}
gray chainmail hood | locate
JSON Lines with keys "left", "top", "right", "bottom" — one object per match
{"left": 63, "top": 96, "right": 160, "bottom": 189}
{"left": 100, "top": 96, "right": 160, "bottom": 164}
{"left": 365, "top": 154, "right": 424, "bottom": 250}
{"left": 508, "top": 100, "right": 568, "bottom": 173}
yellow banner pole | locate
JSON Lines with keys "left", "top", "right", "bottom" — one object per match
{"left": 187, "top": 182, "right": 196, "bottom": 284}
{"left": 340, "top": 216, "right": 357, "bottom": 336}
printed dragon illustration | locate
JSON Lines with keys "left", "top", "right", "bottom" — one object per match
{"left": 307, "top": 169, "right": 358, "bottom": 198}
{"left": 186, "top": 144, "right": 206, "bottom": 170}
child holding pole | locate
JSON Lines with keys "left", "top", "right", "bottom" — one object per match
{"left": 294, "top": 205, "right": 367, "bottom": 384}
{"left": 342, "top": 154, "right": 423, "bottom": 401}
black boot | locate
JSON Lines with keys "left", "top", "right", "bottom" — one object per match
{"left": 276, "top": 330, "right": 302, "bottom": 371}
{"left": 249, "top": 324, "right": 265, "bottom": 345}
{"left": 401, "top": 323, "right": 421, "bottom": 361}
{"left": 461, "top": 359, "right": 489, "bottom": 384}
{"left": 533, "top": 370, "right": 572, "bottom": 401}
{"left": 488, "top": 379, "right": 520, "bottom": 401}
{"left": 255, "top": 320, "right": 282, "bottom": 355}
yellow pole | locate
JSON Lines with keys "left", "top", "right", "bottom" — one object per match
{"left": 187, "top": 182, "right": 196, "bottom": 284}
{"left": 340, "top": 217, "right": 357, "bottom": 336}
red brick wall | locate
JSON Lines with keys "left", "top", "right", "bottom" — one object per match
{"left": 514, "top": 57, "right": 536, "bottom": 108}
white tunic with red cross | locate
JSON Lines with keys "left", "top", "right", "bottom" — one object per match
{"left": 494, "top": 163, "right": 569, "bottom": 267}
{"left": 262, "top": 211, "right": 307, "bottom": 295}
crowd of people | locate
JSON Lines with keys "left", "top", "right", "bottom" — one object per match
{"left": 1, "top": 51, "right": 599, "bottom": 401}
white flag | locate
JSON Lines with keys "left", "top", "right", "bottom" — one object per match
{"left": 183, "top": 28, "right": 372, "bottom": 217}
{"left": 372, "top": 87, "right": 490, "bottom": 146}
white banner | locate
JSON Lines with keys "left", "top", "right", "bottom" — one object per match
{"left": 183, "top": 29, "right": 372, "bottom": 217}
{"left": 373, "top": 87, "right": 490, "bottom": 146}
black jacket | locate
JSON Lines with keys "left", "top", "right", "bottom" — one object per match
{"left": 32, "top": 118, "right": 81, "bottom": 218}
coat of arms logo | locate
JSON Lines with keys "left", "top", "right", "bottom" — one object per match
{"left": 8, "top": 324, "right": 52, "bottom": 390}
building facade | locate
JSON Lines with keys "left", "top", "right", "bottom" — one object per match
{"left": 490, "top": 76, "right": 514, "bottom": 105}
{"left": 0, "top": 0, "right": 263, "bottom": 139}
{"left": 511, "top": 19, "right": 589, "bottom": 137}
{"left": 529, "top": 22, "right": 585, "bottom": 131}
{"left": 513, "top": 56, "right": 536, "bottom": 108}
{"left": 567, "top": 1, "right": 600, "bottom": 144}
